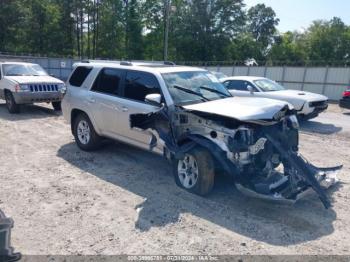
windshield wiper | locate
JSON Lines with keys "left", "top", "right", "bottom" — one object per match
{"left": 199, "top": 86, "right": 231, "bottom": 97}
{"left": 172, "top": 85, "right": 210, "bottom": 101}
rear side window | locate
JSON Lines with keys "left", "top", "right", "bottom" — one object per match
{"left": 124, "top": 71, "right": 160, "bottom": 103}
{"left": 227, "top": 80, "right": 250, "bottom": 91}
{"left": 91, "top": 68, "right": 123, "bottom": 96}
{"left": 69, "top": 66, "right": 92, "bottom": 87}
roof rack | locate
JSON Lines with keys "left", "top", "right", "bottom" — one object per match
{"left": 78, "top": 60, "right": 176, "bottom": 66}
{"left": 120, "top": 61, "right": 133, "bottom": 66}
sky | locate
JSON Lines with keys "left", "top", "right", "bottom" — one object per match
{"left": 244, "top": 0, "right": 350, "bottom": 32}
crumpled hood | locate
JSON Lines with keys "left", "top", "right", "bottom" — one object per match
{"left": 183, "top": 97, "right": 292, "bottom": 121}
{"left": 4, "top": 75, "right": 63, "bottom": 84}
{"left": 261, "top": 90, "right": 328, "bottom": 110}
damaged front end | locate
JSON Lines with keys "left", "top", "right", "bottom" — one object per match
{"left": 130, "top": 103, "right": 341, "bottom": 209}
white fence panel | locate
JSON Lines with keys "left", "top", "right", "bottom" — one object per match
{"left": 234, "top": 66, "right": 249, "bottom": 76}
{"left": 266, "top": 67, "right": 283, "bottom": 81}
{"left": 248, "top": 67, "right": 265, "bottom": 77}
{"left": 284, "top": 67, "right": 305, "bottom": 82}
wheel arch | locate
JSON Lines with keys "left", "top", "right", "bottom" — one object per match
{"left": 176, "top": 134, "right": 240, "bottom": 179}
{"left": 70, "top": 109, "right": 99, "bottom": 135}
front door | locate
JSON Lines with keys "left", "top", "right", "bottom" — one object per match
{"left": 225, "top": 80, "right": 257, "bottom": 97}
{"left": 117, "top": 70, "right": 163, "bottom": 151}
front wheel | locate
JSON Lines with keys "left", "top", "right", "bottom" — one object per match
{"left": 52, "top": 101, "right": 62, "bottom": 111}
{"left": 173, "top": 146, "right": 215, "bottom": 196}
{"left": 5, "top": 91, "right": 20, "bottom": 114}
{"left": 73, "top": 113, "right": 102, "bottom": 151}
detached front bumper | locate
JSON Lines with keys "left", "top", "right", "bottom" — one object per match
{"left": 236, "top": 166, "right": 340, "bottom": 205}
{"left": 12, "top": 91, "right": 63, "bottom": 104}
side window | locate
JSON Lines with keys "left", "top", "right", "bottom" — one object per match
{"left": 228, "top": 80, "right": 249, "bottom": 91}
{"left": 124, "top": 71, "right": 160, "bottom": 103}
{"left": 91, "top": 68, "right": 123, "bottom": 96}
{"left": 223, "top": 81, "right": 230, "bottom": 88}
{"left": 69, "top": 66, "right": 92, "bottom": 87}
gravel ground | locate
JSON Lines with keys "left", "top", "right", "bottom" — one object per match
{"left": 0, "top": 101, "right": 349, "bottom": 256}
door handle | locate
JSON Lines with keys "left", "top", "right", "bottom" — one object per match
{"left": 122, "top": 106, "right": 129, "bottom": 112}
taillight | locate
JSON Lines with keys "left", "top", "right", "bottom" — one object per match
{"left": 343, "top": 90, "right": 350, "bottom": 97}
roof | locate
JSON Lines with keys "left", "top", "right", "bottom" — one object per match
{"left": 73, "top": 61, "right": 206, "bottom": 74}
{"left": 221, "top": 76, "right": 267, "bottom": 82}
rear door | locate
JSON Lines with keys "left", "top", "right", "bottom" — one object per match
{"left": 117, "top": 70, "right": 163, "bottom": 150}
{"left": 88, "top": 68, "right": 125, "bottom": 137}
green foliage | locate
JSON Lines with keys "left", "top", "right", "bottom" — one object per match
{"left": 0, "top": 0, "right": 27, "bottom": 52}
{"left": 306, "top": 17, "right": 350, "bottom": 64}
{"left": 247, "top": 4, "right": 279, "bottom": 49}
{"left": 268, "top": 32, "right": 306, "bottom": 65}
{"left": 96, "top": 0, "right": 125, "bottom": 59}
{"left": 0, "top": 1, "right": 349, "bottom": 65}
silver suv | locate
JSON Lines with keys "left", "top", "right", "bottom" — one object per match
{"left": 62, "top": 61, "right": 340, "bottom": 208}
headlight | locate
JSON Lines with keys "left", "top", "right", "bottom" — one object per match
{"left": 58, "top": 83, "right": 65, "bottom": 90}
{"left": 287, "top": 115, "right": 299, "bottom": 129}
{"left": 15, "top": 84, "right": 30, "bottom": 92}
{"left": 21, "top": 84, "right": 30, "bottom": 91}
{"left": 58, "top": 84, "right": 67, "bottom": 94}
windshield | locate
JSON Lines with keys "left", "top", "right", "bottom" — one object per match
{"left": 3, "top": 64, "right": 48, "bottom": 76}
{"left": 162, "top": 71, "right": 231, "bottom": 105}
{"left": 254, "top": 79, "right": 285, "bottom": 92}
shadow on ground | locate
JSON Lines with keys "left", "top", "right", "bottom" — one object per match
{"left": 57, "top": 141, "right": 338, "bottom": 246}
{"left": 0, "top": 102, "right": 60, "bottom": 121}
{"left": 300, "top": 119, "right": 342, "bottom": 135}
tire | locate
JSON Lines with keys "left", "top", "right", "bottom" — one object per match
{"left": 52, "top": 101, "right": 62, "bottom": 111}
{"left": 5, "top": 91, "right": 20, "bottom": 114}
{"left": 173, "top": 146, "right": 215, "bottom": 196}
{"left": 73, "top": 113, "right": 102, "bottom": 151}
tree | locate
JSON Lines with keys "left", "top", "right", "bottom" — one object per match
{"left": 55, "top": 0, "right": 76, "bottom": 56}
{"left": 267, "top": 31, "right": 306, "bottom": 65}
{"left": 0, "top": 0, "right": 26, "bottom": 52}
{"left": 247, "top": 4, "right": 279, "bottom": 50}
{"left": 95, "top": 0, "right": 125, "bottom": 59}
{"left": 305, "top": 17, "right": 350, "bottom": 64}
{"left": 169, "top": 0, "right": 246, "bottom": 61}
{"left": 226, "top": 33, "right": 263, "bottom": 62}
{"left": 22, "top": 0, "right": 64, "bottom": 56}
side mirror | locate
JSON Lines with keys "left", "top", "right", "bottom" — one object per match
{"left": 145, "top": 94, "right": 162, "bottom": 106}
{"left": 247, "top": 85, "right": 255, "bottom": 94}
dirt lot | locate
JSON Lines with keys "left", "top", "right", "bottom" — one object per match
{"left": 0, "top": 101, "right": 349, "bottom": 255}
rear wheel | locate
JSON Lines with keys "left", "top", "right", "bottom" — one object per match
{"left": 5, "top": 91, "right": 20, "bottom": 114}
{"left": 173, "top": 146, "right": 215, "bottom": 195}
{"left": 73, "top": 113, "right": 102, "bottom": 151}
{"left": 52, "top": 101, "right": 61, "bottom": 111}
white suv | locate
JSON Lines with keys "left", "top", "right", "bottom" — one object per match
{"left": 0, "top": 62, "right": 65, "bottom": 113}
{"left": 62, "top": 61, "right": 340, "bottom": 208}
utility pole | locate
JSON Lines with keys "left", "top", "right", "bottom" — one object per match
{"left": 163, "top": 0, "right": 171, "bottom": 61}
